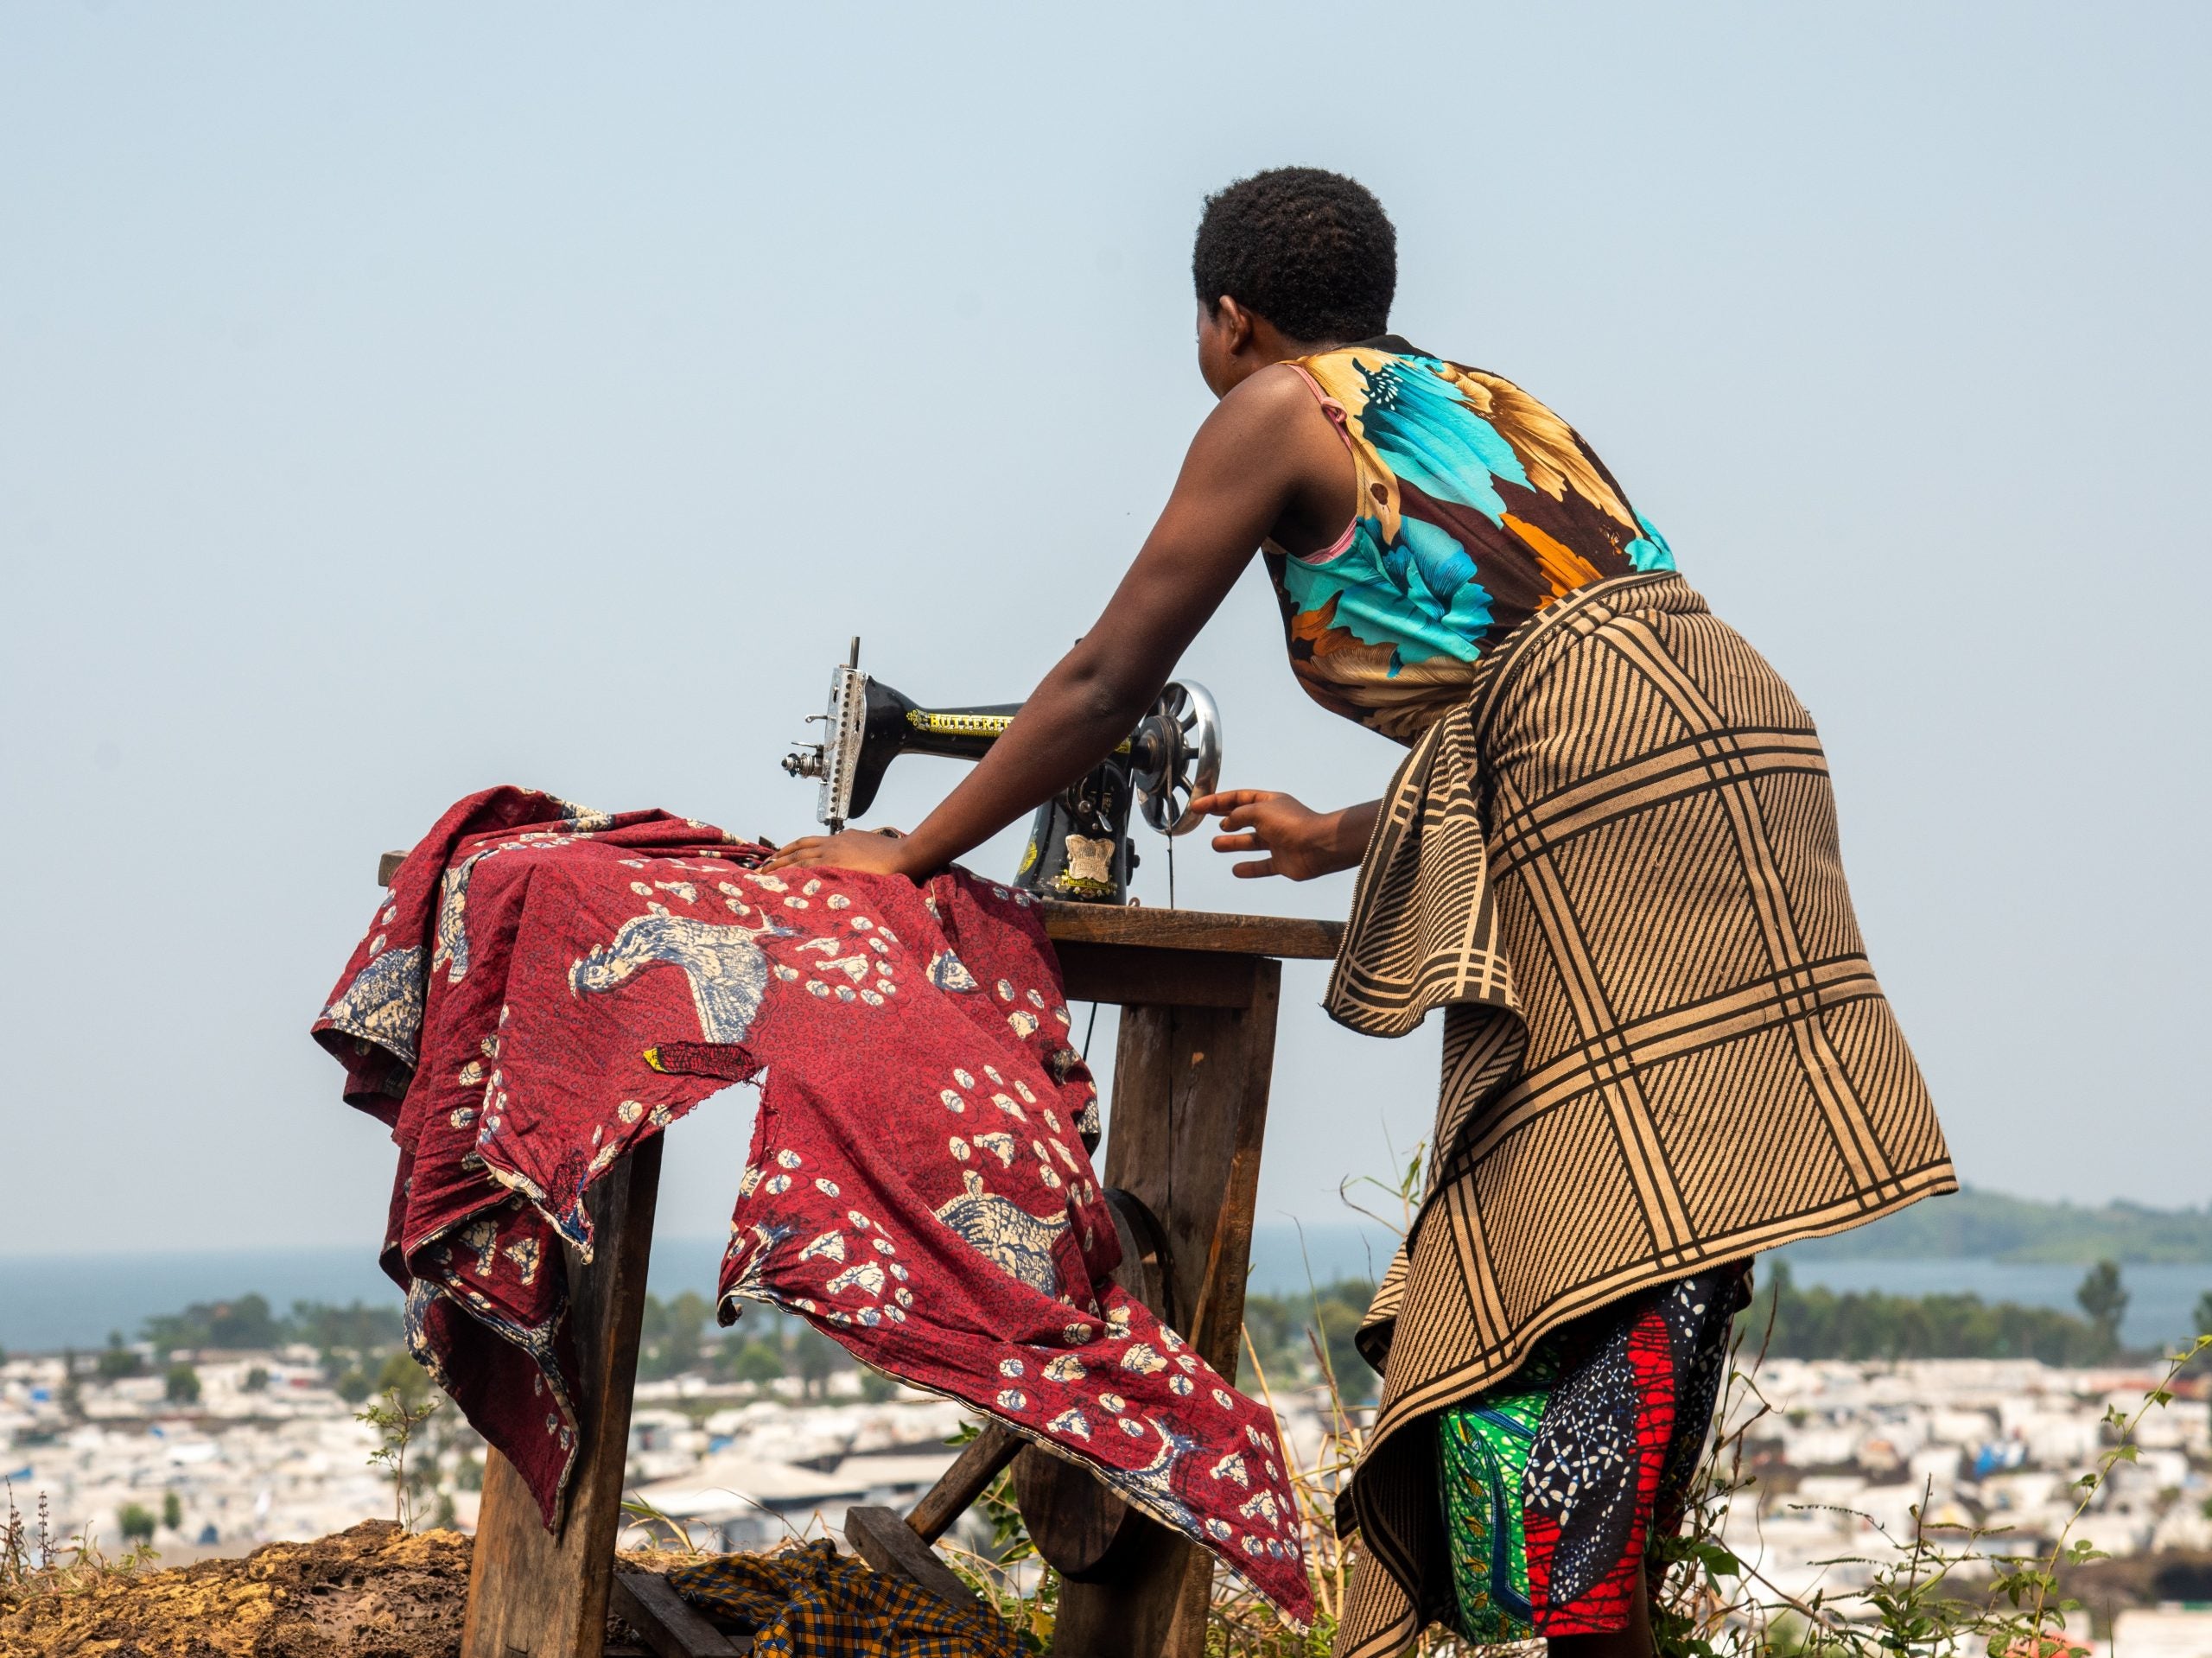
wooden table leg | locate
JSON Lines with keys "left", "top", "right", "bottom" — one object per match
{"left": 1048, "top": 960, "right": 1282, "bottom": 1658}
{"left": 461, "top": 1134, "right": 664, "bottom": 1658}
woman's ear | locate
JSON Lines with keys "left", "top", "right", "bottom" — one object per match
{"left": 1213, "top": 295, "right": 1255, "bottom": 357}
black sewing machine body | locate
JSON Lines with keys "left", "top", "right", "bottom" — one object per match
{"left": 784, "top": 649, "right": 1218, "bottom": 905}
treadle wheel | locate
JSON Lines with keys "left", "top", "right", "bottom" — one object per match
{"left": 1132, "top": 680, "right": 1221, "bottom": 836}
{"left": 1098, "top": 1184, "right": 1176, "bottom": 1330}
{"left": 1010, "top": 1187, "right": 1177, "bottom": 1579}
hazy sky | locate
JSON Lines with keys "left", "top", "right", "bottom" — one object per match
{"left": 3, "top": 3, "right": 2207, "bottom": 1260}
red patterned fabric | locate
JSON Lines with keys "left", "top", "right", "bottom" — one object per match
{"left": 1438, "top": 1268, "right": 1748, "bottom": 1642}
{"left": 314, "top": 787, "right": 1311, "bottom": 1626}
{"left": 1517, "top": 1312, "right": 1675, "bottom": 1636}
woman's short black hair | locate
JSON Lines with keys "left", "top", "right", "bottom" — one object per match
{"left": 1192, "top": 168, "right": 1395, "bottom": 344}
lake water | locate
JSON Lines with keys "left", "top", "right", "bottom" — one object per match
{"left": 0, "top": 1223, "right": 1403, "bottom": 1352}
{"left": 6, "top": 1237, "right": 2202, "bottom": 1354}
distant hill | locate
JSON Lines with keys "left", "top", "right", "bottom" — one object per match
{"left": 1789, "top": 1188, "right": 2212, "bottom": 1264}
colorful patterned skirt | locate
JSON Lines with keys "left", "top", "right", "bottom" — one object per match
{"left": 1440, "top": 1267, "right": 1750, "bottom": 1642}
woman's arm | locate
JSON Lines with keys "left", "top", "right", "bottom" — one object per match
{"left": 766, "top": 367, "right": 1351, "bottom": 876}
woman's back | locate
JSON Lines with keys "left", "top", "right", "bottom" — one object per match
{"left": 1270, "top": 336, "right": 1675, "bottom": 740}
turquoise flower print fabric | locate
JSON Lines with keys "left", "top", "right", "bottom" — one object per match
{"left": 1271, "top": 339, "right": 1672, "bottom": 740}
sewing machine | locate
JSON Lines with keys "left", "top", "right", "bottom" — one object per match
{"left": 781, "top": 639, "right": 1221, "bottom": 905}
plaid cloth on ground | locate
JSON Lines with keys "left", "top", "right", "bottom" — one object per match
{"left": 1327, "top": 573, "right": 1955, "bottom": 1654}
{"left": 664, "top": 1543, "right": 1021, "bottom": 1658}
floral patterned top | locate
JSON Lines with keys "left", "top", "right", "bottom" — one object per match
{"left": 1267, "top": 336, "right": 1675, "bottom": 742}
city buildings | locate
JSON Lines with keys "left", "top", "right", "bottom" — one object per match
{"left": 10, "top": 1345, "right": 2212, "bottom": 1648}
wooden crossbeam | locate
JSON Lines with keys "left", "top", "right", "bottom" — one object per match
{"left": 609, "top": 1570, "right": 750, "bottom": 1657}
{"left": 906, "top": 1421, "right": 1024, "bottom": 1543}
{"left": 842, "top": 1504, "right": 988, "bottom": 1611}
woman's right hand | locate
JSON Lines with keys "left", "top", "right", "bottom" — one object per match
{"left": 1189, "top": 791, "right": 1378, "bottom": 881}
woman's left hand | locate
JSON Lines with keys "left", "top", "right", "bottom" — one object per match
{"left": 1190, "top": 789, "right": 1372, "bottom": 881}
{"left": 760, "top": 828, "right": 918, "bottom": 878}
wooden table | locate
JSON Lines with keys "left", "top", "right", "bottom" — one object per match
{"left": 443, "top": 893, "right": 1341, "bottom": 1658}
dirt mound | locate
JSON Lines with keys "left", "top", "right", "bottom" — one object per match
{"left": 0, "top": 1521, "right": 472, "bottom": 1658}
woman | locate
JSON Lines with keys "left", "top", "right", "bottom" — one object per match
{"left": 766, "top": 168, "right": 1954, "bottom": 1655}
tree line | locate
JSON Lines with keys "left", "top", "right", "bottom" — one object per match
{"left": 41, "top": 1257, "right": 2202, "bottom": 1423}
{"left": 65, "top": 1288, "right": 864, "bottom": 1403}
{"left": 1746, "top": 1258, "right": 2139, "bottom": 1365}
{"left": 1235, "top": 1256, "right": 2183, "bottom": 1401}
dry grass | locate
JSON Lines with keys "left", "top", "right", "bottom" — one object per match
{"left": 1, "top": 1482, "right": 159, "bottom": 1620}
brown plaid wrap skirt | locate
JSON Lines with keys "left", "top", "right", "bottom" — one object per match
{"left": 1329, "top": 573, "right": 1955, "bottom": 1655}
